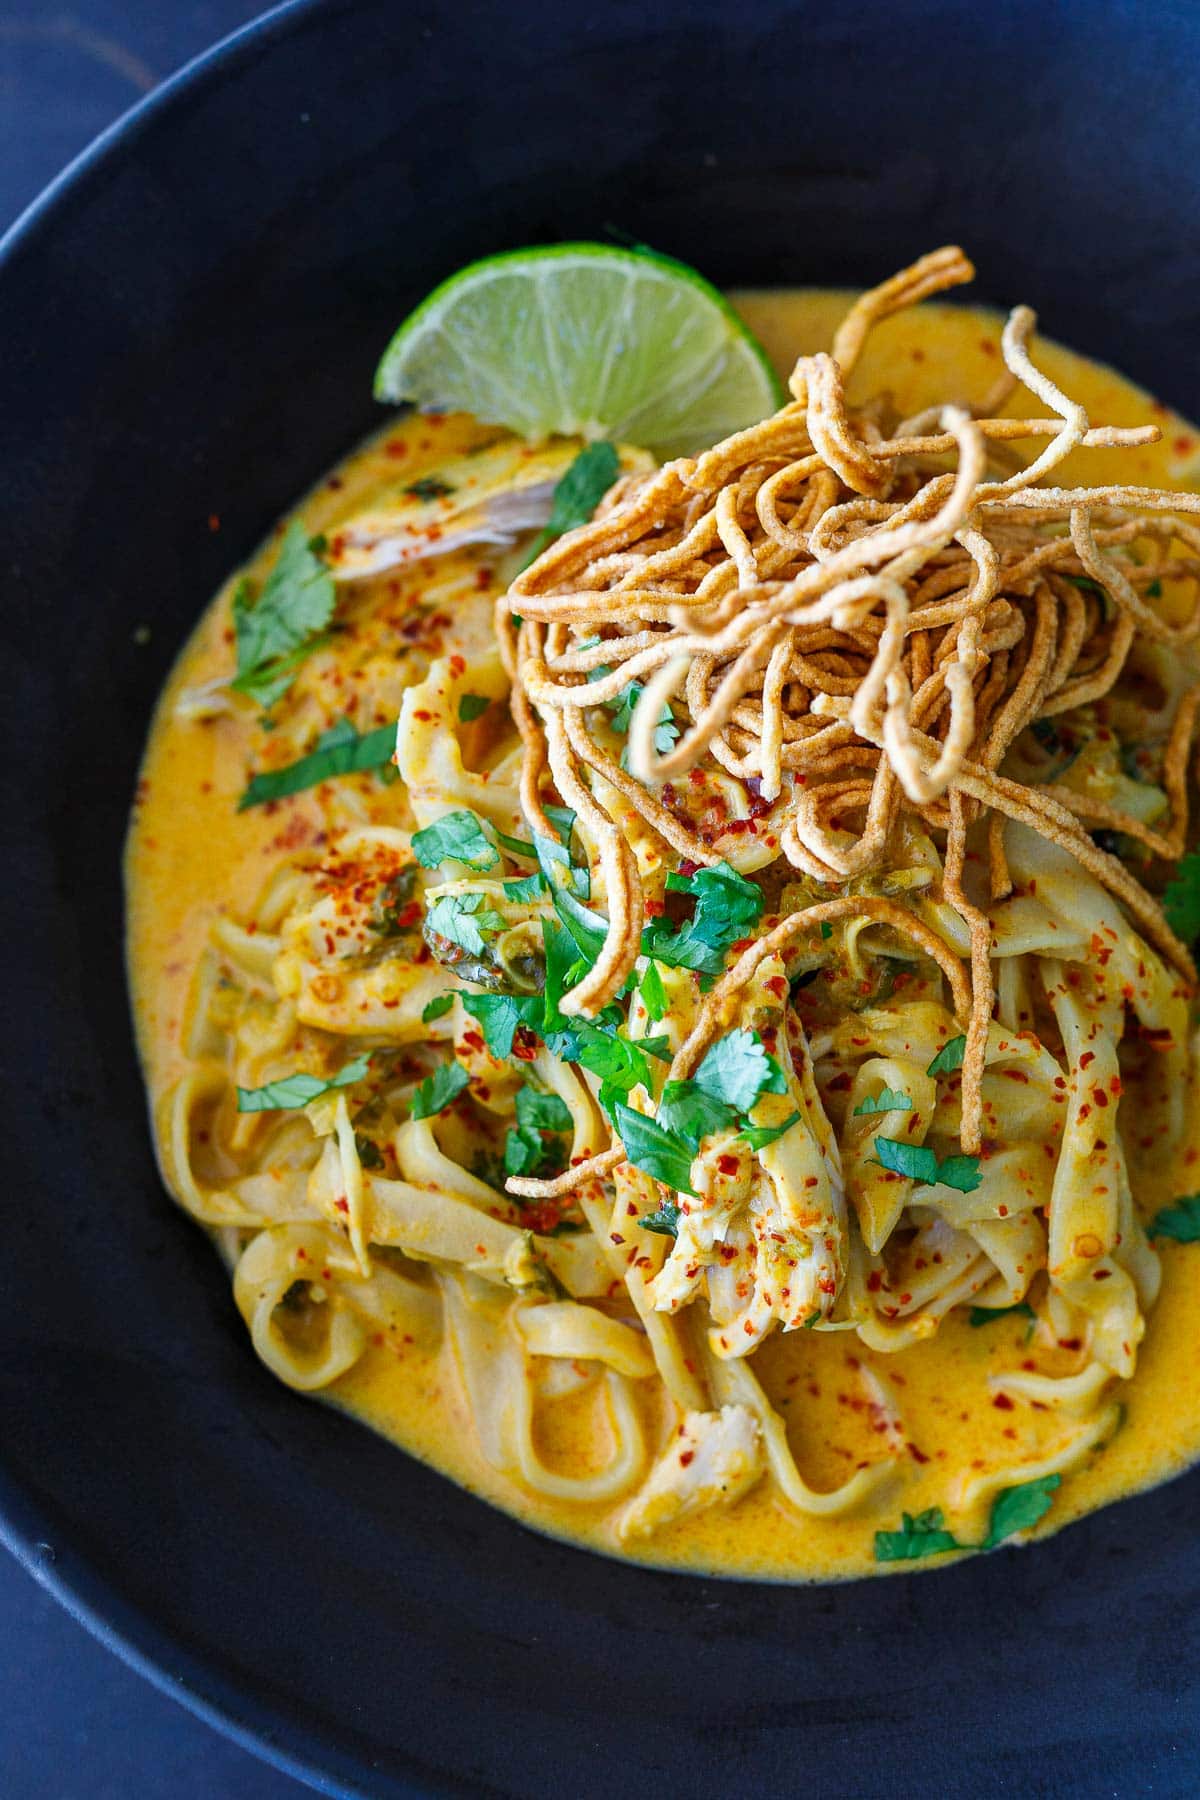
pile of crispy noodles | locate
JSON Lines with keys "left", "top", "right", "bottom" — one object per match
{"left": 497, "top": 247, "right": 1200, "bottom": 1193}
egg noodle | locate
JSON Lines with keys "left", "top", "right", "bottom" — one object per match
{"left": 148, "top": 251, "right": 1200, "bottom": 1563}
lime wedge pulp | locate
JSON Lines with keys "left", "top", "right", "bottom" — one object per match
{"left": 373, "top": 243, "right": 785, "bottom": 459}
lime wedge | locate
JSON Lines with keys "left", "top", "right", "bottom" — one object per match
{"left": 374, "top": 243, "right": 785, "bottom": 458}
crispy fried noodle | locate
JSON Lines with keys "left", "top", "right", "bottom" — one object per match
{"left": 153, "top": 250, "right": 1200, "bottom": 1558}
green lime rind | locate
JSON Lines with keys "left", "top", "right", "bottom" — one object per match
{"left": 373, "top": 242, "right": 785, "bottom": 458}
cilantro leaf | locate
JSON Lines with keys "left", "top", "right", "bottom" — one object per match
{"left": 503, "top": 1083, "right": 574, "bottom": 1182}
{"left": 874, "top": 1508, "right": 960, "bottom": 1563}
{"left": 551, "top": 885, "right": 609, "bottom": 961}
{"left": 237, "top": 1051, "right": 372, "bottom": 1113}
{"left": 230, "top": 521, "right": 336, "bottom": 711}
{"left": 424, "top": 892, "right": 507, "bottom": 957}
{"left": 613, "top": 1102, "right": 697, "bottom": 1196}
{"left": 409, "top": 1060, "right": 470, "bottom": 1121}
{"left": 575, "top": 1026, "right": 661, "bottom": 1107}
{"left": 639, "top": 1199, "right": 681, "bottom": 1237}
{"left": 458, "top": 693, "right": 492, "bottom": 723}
{"left": 982, "top": 1475, "right": 1061, "bottom": 1548}
{"left": 693, "top": 1029, "right": 787, "bottom": 1112}
{"left": 643, "top": 861, "right": 764, "bottom": 975}
{"left": 937, "top": 1154, "right": 985, "bottom": 1192}
{"left": 1147, "top": 1194, "right": 1200, "bottom": 1242}
{"left": 495, "top": 827, "right": 537, "bottom": 860}
{"left": 502, "top": 874, "right": 544, "bottom": 902}
{"left": 411, "top": 809, "right": 499, "bottom": 872}
{"left": 521, "top": 442, "right": 621, "bottom": 566}
{"left": 739, "top": 1113, "right": 801, "bottom": 1151}
{"left": 927, "top": 1035, "right": 967, "bottom": 1076}
{"left": 515, "top": 1086, "right": 573, "bottom": 1133}
{"left": 1163, "top": 851, "right": 1200, "bottom": 946}
{"left": 853, "top": 1087, "right": 914, "bottom": 1116}
{"left": 872, "top": 1136, "right": 983, "bottom": 1193}
{"left": 609, "top": 680, "right": 680, "bottom": 760}
{"left": 657, "top": 1080, "right": 737, "bottom": 1149}
{"left": 968, "top": 1301, "right": 1036, "bottom": 1327}
{"left": 239, "top": 718, "right": 395, "bottom": 810}
{"left": 639, "top": 960, "right": 667, "bottom": 1021}
{"left": 503, "top": 1123, "right": 550, "bottom": 1177}
{"left": 544, "top": 804, "right": 577, "bottom": 848}
{"left": 875, "top": 1477, "right": 1062, "bottom": 1564}
{"left": 421, "top": 994, "right": 454, "bottom": 1023}
{"left": 461, "top": 990, "right": 541, "bottom": 1058}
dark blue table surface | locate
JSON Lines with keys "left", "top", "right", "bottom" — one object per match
{"left": 2, "top": 14, "right": 318, "bottom": 1793}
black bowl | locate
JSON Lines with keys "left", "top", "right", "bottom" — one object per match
{"left": 4, "top": 0, "right": 1200, "bottom": 1792}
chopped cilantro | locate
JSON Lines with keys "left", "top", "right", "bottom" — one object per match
{"left": 230, "top": 521, "right": 336, "bottom": 711}
{"left": 458, "top": 693, "right": 492, "bottom": 723}
{"left": 405, "top": 475, "right": 455, "bottom": 500}
{"left": 875, "top": 1475, "right": 1062, "bottom": 1563}
{"left": 982, "top": 1475, "right": 1061, "bottom": 1548}
{"left": 613, "top": 1102, "right": 697, "bottom": 1196}
{"left": 551, "top": 885, "right": 609, "bottom": 960}
{"left": 926, "top": 1034, "right": 967, "bottom": 1076}
{"left": 642, "top": 861, "right": 764, "bottom": 974}
{"left": 237, "top": 1052, "right": 372, "bottom": 1113}
{"left": 657, "top": 1080, "right": 737, "bottom": 1149}
{"left": 502, "top": 874, "right": 544, "bottom": 903}
{"left": 609, "top": 680, "right": 681, "bottom": 760}
{"left": 521, "top": 442, "right": 621, "bottom": 566}
{"left": 495, "top": 827, "right": 538, "bottom": 860}
{"left": 1147, "top": 1194, "right": 1200, "bottom": 1242}
{"left": 692, "top": 1029, "right": 786, "bottom": 1112}
{"left": 421, "top": 994, "right": 455, "bottom": 1024}
{"left": 503, "top": 1085, "right": 573, "bottom": 1180}
{"left": 639, "top": 960, "right": 668, "bottom": 1021}
{"left": 424, "top": 892, "right": 507, "bottom": 957}
{"left": 820, "top": 921, "right": 834, "bottom": 940}
{"left": 544, "top": 804, "right": 577, "bottom": 848}
{"left": 639, "top": 1199, "right": 681, "bottom": 1237}
{"left": 460, "top": 990, "right": 540, "bottom": 1059}
{"left": 515, "top": 1086, "right": 572, "bottom": 1133}
{"left": 411, "top": 809, "right": 499, "bottom": 872}
{"left": 1163, "top": 851, "right": 1200, "bottom": 946}
{"left": 802, "top": 1309, "right": 822, "bottom": 1328}
{"left": 853, "top": 1087, "right": 914, "bottom": 1116}
{"left": 576, "top": 1028, "right": 666, "bottom": 1112}
{"left": 874, "top": 1508, "right": 961, "bottom": 1562}
{"left": 239, "top": 717, "right": 395, "bottom": 810}
{"left": 409, "top": 1060, "right": 470, "bottom": 1120}
{"left": 872, "top": 1136, "right": 983, "bottom": 1193}
{"left": 739, "top": 1113, "right": 801, "bottom": 1151}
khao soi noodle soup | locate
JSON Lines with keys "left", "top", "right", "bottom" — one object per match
{"left": 127, "top": 249, "right": 1200, "bottom": 1579}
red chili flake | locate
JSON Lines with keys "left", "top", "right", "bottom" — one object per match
{"left": 679, "top": 1450, "right": 695, "bottom": 1467}
{"left": 717, "top": 1153, "right": 740, "bottom": 1176}
{"left": 334, "top": 1197, "right": 349, "bottom": 1214}
{"left": 992, "top": 1393, "right": 1015, "bottom": 1411}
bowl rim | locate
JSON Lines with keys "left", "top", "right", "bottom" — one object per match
{"left": 0, "top": 8, "right": 445, "bottom": 1790}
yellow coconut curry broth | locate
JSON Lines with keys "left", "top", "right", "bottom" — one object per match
{"left": 127, "top": 289, "right": 1200, "bottom": 1581}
